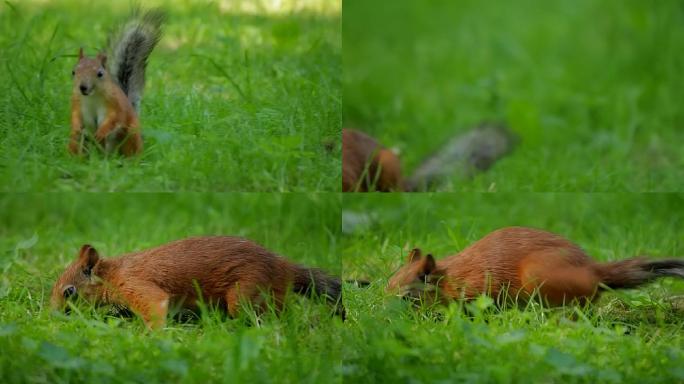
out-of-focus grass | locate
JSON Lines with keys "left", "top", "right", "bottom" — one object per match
{"left": 0, "top": 0, "right": 340, "bottom": 191}
{"left": 344, "top": 0, "right": 684, "bottom": 191}
{"left": 0, "top": 193, "right": 342, "bottom": 383}
{"left": 341, "top": 193, "right": 684, "bottom": 382}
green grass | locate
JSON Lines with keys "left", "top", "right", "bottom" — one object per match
{"left": 6, "top": 193, "right": 683, "bottom": 383}
{"left": 0, "top": 193, "right": 343, "bottom": 383}
{"left": 0, "top": 0, "right": 340, "bottom": 191}
{"left": 341, "top": 193, "right": 684, "bottom": 382}
{"left": 3, "top": 0, "right": 684, "bottom": 382}
{"left": 343, "top": 0, "right": 684, "bottom": 192}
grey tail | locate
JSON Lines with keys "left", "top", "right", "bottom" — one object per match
{"left": 293, "top": 266, "right": 345, "bottom": 320}
{"left": 107, "top": 7, "right": 165, "bottom": 112}
{"left": 404, "top": 123, "right": 517, "bottom": 191}
{"left": 596, "top": 257, "right": 684, "bottom": 290}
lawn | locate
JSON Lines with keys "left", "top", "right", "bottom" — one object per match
{"left": 341, "top": 193, "right": 684, "bottom": 382}
{"left": 0, "top": 193, "right": 343, "bottom": 383}
{"left": 0, "top": 0, "right": 340, "bottom": 192}
{"left": 343, "top": 0, "right": 684, "bottom": 192}
{"left": 4, "top": 193, "right": 682, "bottom": 383}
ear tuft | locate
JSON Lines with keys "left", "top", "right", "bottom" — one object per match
{"left": 78, "top": 244, "right": 100, "bottom": 271}
{"left": 78, "top": 47, "right": 84, "bottom": 59}
{"left": 408, "top": 248, "right": 422, "bottom": 263}
{"left": 423, "top": 254, "right": 436, "bottom": 274}
{"left": 96, "top": 52, "right": 107, "bottom": 68}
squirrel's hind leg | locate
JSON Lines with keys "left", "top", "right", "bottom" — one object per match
{"left": 120, "top": 282, "right": 170, "bottom": 330}
{"left": 518, "top": 252, "right": 600, "bottom": 306}
{"left": 224, "top": 283, "right": 281, "bottom": 318}
{"left": 119, "top": 130, "right": 143, "bottom": 157}
{"left": 68, "top": 135, "right": 84, "bottom": 155}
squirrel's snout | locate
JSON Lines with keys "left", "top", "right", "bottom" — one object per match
{"left": 79, "top": 84, "right": 90, "bottom": 95}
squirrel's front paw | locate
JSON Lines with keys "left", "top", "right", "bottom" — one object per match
{"left": 94, "top": 130, "right": 108, "bottom": 144}
{"left": 68, "top": 141, "right": 82, "bottom": 155}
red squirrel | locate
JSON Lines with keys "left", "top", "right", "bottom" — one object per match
{"left": 50, "top": 237, "right": 343, "bottom": 328}
{"left": 69, "top": 9, "right": 164, "bottom": 156}
{"left": 343, "top": 125, "right": 515, "bottom": 192}
{"left": 342, "top": 129, "right": 403, "bottom": 192}
{"left": 387, "top": 227, "right": 684, "bottom": 306}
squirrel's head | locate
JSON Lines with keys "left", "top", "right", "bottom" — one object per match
{"left": 386, "top": 248, "right": 442, "bottom": 304}
{"left": 50, "top": 244, "right": 102, "bottom": 312}
{"left": 72, "top": 48, "right": 108, "bottom": 96}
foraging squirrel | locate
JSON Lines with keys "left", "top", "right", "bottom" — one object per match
{"left": 343, "top": 125, "right": 515, "bottom": 192}
{"left": 68, "top": 9, "right": 164, "bottom": 156}
{"left": 50, "top": 237, "right": 344, "bottom": 329}
{"left": 387, "top": 227, "right": 684, "bottom": 306}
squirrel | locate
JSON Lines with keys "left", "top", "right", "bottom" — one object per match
{"left": 68, "top": 9, "right": 164, "bottom": 156}
{"left": 343, "top": 129, "right": 403, "bottom": 192}
{"left": 50, "top": 236, "right": 344, "bottom": 329}
{"left": 342, "top": 125, "right": 516, "bottom": 192}
{"left": 387, "top": 226, "right": 684, "bottom": 307}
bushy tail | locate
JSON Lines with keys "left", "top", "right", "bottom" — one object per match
{"left": 293, "top": 266, "right": 345, "bottom": 319}
{"left": 404, "top": 123, "right": 517, "bottom": 191}
{"left": 596, "top": 257, "right": 684, "bottom": 290}
{"left": 108, "top": 8, "right": 165, "bottom": 112}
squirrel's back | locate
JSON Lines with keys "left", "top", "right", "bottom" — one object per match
{"left": 111, "top": 236, "right": 342, "bottom": 311}
{"left": 447, "top": 227, "right": 591, "bottom": 269}
{"left": 116, "top": 236, "right": 296, "bottom": 287}
{"left": 438, "top": 227, "right": 593, "bottom": 295}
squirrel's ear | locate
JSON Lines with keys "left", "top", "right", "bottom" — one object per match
{"left": 97, "top": 53, "right": 107, "bottom": 68}
{"left": 78, "top": 47, "right": 84, "bottom": 59}
{"left": 423, "top": 254, "right": 436, "bottom": 274}
{"left": 78, "top": 244, "right": 100, "bottom": 271}
{"left": 408, "top": 248, "right": 422, "bottom": 263}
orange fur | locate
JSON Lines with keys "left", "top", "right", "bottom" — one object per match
{"left": 68, "top": 49, "right": 142, "bottom": 156}
{"left": 342, "top": 129, "right": 402, "bottom": 192}
{"left": 51, "top": 237, "right": 343, "bottom": 329}
{"left": 387, "top": 227, "right": 684, "bottom": 307}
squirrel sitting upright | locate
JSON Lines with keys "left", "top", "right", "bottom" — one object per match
{"left": 69, "top": 9, "right": 164, "bottom": 156}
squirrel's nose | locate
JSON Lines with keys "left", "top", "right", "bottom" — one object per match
{"left": 79, "top": 85, "right": 88, "bottom": 94}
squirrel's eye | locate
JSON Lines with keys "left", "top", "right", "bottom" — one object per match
{"left": 71, "top": 70, "right": 75, "bottom": 77}
{"left": 63, "top": 286, "right": 76, "bottom": 299}
{"left": 97, "top": 69, "right": 104, "bottom": 78}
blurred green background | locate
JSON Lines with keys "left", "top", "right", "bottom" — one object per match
{"left": 342, "top": 193, "right": 683, "bottom": 279}
{"left": 0, "top": 193, "right": 340, "bottom": 271}
{"left": 0, "top": 0, "right": 340, "bottom": 191}
{"left": 344, "top": 0, "right": 684, "bottom": 191}
{"left": 0, "top": 193, "right": 342, "bottom": 383}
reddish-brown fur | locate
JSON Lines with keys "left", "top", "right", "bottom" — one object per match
{"left": 342, "top": 129, "right": 403, "bottom": 192}
{"left": 69, "top": 48, "right": 142, "bottom": 156}
{"left": 387, "top": 227, "right": 684, "bottom": 306}
{"left": 51, "top": 237, "right": 343, "bottom": 329}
